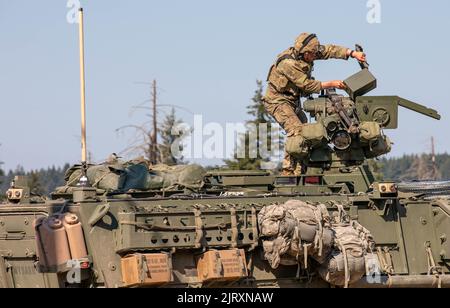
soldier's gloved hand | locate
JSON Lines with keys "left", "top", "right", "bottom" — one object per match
{"left": 322, "top": 80, "right": 347, "bottom": 90}
{"left": 352, "top": 51, "right": 366, "bottom": 62}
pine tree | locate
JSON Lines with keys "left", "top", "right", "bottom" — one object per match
{"left": 224, "top": 80, "right": 282, "bottom": 170}
{"left": 158, "top": 108, "right": 186, "bottom": 166}
{"left": 0, "top": 164, "right": 69, "bottom": 197}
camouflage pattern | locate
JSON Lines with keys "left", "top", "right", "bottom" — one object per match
{"left": 263, "top": 34, "right": 349, "bottom": 175}
{"left": 294, "top": 33, "right": 320, "bottom": 53}
{"left": 263, "top": 100, "right": 303, "bottom": 174}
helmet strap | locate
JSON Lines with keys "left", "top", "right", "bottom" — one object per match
{"left": 297, "top": 33, "right": 317, "bottom": 54}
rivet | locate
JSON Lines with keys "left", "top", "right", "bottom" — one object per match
{"left": 420, "top": 217, "right": 427, "bottom": 225}
{"left": 108, "top": 262, "right": 117, "bottom": 271}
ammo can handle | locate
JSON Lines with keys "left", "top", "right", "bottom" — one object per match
{"left": 355, "top": 44, "right": 369, "bottom": 70}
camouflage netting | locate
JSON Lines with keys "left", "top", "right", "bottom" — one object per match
{"left": 258, "top": 200, "right": 375, "bottom": 287}
{"left": 54, "top": 160, "right": 206, "bottom": 194}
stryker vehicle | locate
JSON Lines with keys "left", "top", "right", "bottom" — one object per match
{"left": 1, "top": 66, "right": 449, "bottom": 288}
{"left": 1, "top": 9, "right": 449, "bottom": 288}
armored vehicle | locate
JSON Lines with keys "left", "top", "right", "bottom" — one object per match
{"left": 1, "top": 66, "right": 449, "bottom": 288}
{"left": 1, "top": 8, "right": 449, "bottom": 288}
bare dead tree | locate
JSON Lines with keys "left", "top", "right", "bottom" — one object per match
{"left": 116, "top": 80, "right": 190, "bottom": 165}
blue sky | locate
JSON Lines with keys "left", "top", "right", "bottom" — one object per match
{"left": 0, "top": 0, "right": 449, "bottom": 171}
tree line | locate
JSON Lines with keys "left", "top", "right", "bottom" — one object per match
{"left": 0, "top": 164, "right": 70, "bottom": 199}
{"left": 379, "top": 154, "right": 450, "bottom": 181}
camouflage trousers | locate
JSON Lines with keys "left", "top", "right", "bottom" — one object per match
{"left": 263, "top": 98, "right": 304, "bottom": 176}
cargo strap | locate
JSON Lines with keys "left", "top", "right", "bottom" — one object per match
{"left": 303, "top": 243, "right": 311, "bottom": 270}
{"left": 246, "top": 252, "right": 254, "bottom": 278}
{"left": 193, "top": 208, "right": 204, "bottom": 249}
{"left": 139, "top": 254, "right": 150, "bottom": 283}
{"left": 167, "top": 253, "right": 174, "bottom": 282}
{"left": 334, "top": 203, "right": 348, "bottom": 224}
{"left": 293, "top": 219, "right": 307, "bottom": 274}
{"left": 313, "top": 206, "right": 325, "bottom": 258}
{"left": 66, "top": 173, "right": 82, "bottom": 187}
{"left": 230, "top": 207, "right": 238, "bottom": 248}
{"left": 91, "top": 172, "right": 109, "bottom": 188}
{"left": 337, "top": 240, "right": 350, "bottom": 289}
{"left": 376, "top": 246, "right": 394, "bottom": 275}
{"left": 425, "top": 244, "right": 443, "bottom": 287}
{"left": 294, "top": 220, "right": 302, "bottom": 261}
{"left": 249, "top": 206, "right": 259, "bottom": 251}
{"left": 235, "top": 249, "right": 247, "bottom": 276}
{"left": 214, "top": 251, "right": 223, "bottom": 276}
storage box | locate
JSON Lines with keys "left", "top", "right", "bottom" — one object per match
{"left": 344, "top": 69, "right": 377, "bottom": 100}
{"left": 121, "top": 253, "right": 173, "bottom": 287}
{"left": 196, "top": 249, "right": 247, "bottom": 282}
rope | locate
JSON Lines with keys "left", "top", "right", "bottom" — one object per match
{"left": 303, "top": 243, "right": 311, "bottom": 269}
{"left": 193, "top": 208, "right": 203, "bottom": 249}
{"left": 313, "top": 208, "right": 324, "bottom": 257}
{"left": 338, "top": 240, "right": 350, "bottom": 288}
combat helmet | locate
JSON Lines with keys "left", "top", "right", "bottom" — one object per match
{"left": 294, "top": 33, "right": 324, "bottom": 57}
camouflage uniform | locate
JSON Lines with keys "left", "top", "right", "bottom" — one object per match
{"left": 263, "top": 33, "right": 350, "bottom": 175}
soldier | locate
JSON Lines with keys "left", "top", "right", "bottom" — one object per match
{"left": 263, "top": 33, "right": 367, "bottom": 176}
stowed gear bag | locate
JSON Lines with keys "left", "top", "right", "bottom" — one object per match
{"left": 87, "top": 164, "right": 128, "bottom": 191}
{"left": 258, "top": 200, "right": 334, "bottom": 269}
{"left": 148, "top": 164, "right": 206, "bottom": 191}
{"left": 285, "top": 123, "right": 327, "bottom": 160}
{"left": 59, "top": 162, "right": 145, "bottom": 193}
{"left": 258, "top": 200, "right": 375, "bottom": 287}
{"left": 319, "top": 217, "right": 374, "bottom": 287}
{"left": 56, "top": 161, "right": 206, "bottom": 193}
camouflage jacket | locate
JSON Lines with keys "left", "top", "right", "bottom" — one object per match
{"left": 264, "top": 45, "right": 349, "bottom": 104}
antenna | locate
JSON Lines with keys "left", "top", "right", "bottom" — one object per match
{"left": 151, "top": 79, "right": 158, "bottom": 164}
{"left": 78, "top": 8, "right": 89, "bottom": 187}
{"left": 431, "top": 136, "right": 440, "bottom": 180}
{"left": 72, "top": 8, "right": 96, "bottom": 201}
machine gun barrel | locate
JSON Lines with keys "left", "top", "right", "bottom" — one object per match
{"left": 397, "top": 97, "right": 441, "bottom": 120}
